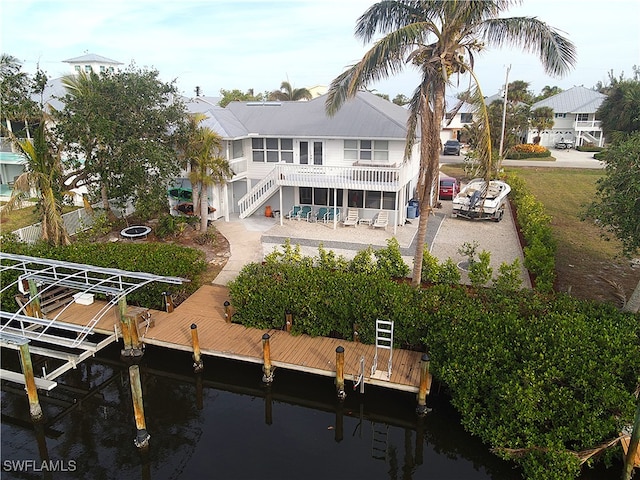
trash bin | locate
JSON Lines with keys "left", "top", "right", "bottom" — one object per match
{"left": 409, "top": 199, "right": 420, "bottom": 217}
{"left": 407, "top": 205, "right": 417, "bottom": 219}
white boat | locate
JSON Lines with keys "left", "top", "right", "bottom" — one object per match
{"left": 452, "top": 178, "right": 511, "bottom": 221}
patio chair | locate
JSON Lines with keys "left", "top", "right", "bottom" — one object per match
{"left": 298, "top": 205, "right": 312, "bottom": 221}
{"left": 325, "top": 207, "right": 341, "bottom": 223}
{"left": 372, "top": 211, "right": 389, "bottom": 229}
{"left": 342, "top": 208, "right": 359, "bottom": 227}
{"left": 286, "top": 205, "right": 301, "bottom": 220}
{"left": 314, "top": 207, "right": 328, "bottom": 222}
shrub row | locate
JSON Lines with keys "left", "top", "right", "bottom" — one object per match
{"left": 228, "top": 250, "right": 640, "bottom": 479}
{"left": 576, "top": 144, "right": 604, "bottom": 152}
{"left": 504, "top": 173, "right": 556, "bottom": 292}
{"left": 0, "top": 235, "right": 206, "bottom": 311}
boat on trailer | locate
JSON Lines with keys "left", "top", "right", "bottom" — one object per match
{"left": 452, "top": 178, "right": 511, "bottom": 221}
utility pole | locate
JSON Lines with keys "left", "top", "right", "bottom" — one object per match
{"left": 498, "top": 64, "right": 511, "bottom": 165}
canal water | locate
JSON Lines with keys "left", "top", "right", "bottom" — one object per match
{"left": 1, "top": 345, "right": 622, "bottom": 479}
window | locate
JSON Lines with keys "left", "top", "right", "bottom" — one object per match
{"left": 252, "top": 138, "right": 293, "bottom": 163}
{"left": 348, "top": 190, "right": 364, "bottom": 208}
{"left": 460, "top": 113, "right": 473, "bottom": 124}
{"left": 74, "top": 65, "right": 81, "bottom": 72}
{"left": 100, "top": 66, "right": 106, "bottom": 73}
{"left": 84, "top": 65, "right": 91, "bottom": 73}
{"left": 232, "top": 140, "right": 243, "bottom": 159}
{"left": 300, "top": 187, "right": 312, "bottom": 205}
{"left": 555, "top": 113, "right": 566, "bottom": 118}
{"left": 576, "top": 113, "right": 588, "bottom": 122}
{"left": 344, "top": 140, "right": 388, "bottom": 162}
{"left": 364, "top": 191, "right": 396, "bottom": 210}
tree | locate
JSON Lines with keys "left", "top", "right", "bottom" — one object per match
{"left": 268, "top": 81, "right": 312, "bottom": 101}
{"left": 535, "top": 84, "right": 563, "bottom": 102}
{"left": 529, "top": 106, "right": 555, "bottom": 144}
{"left": 54, "top": 65, "right": 187, "bottom": 219}
{"left": 2, "top": 116, "right": 70, "bottom": 246}
{"left": 219, "top": 88, "right": 264, "bottom": 107}
{"left": 326, "top": 1, "right": 575, "bottom": 286}
{"left": 392, "top": 93, "right": 410, "bottom": 106}
{"left": 585, "top": 131, "right": 640, "bottom": 313}
{"left": 0, "top": 54, "right": 42, "bottom": 139}
{"left": 596, "top": 77, "right": 640, "bottom": 143}
{"left": 506, "top": 79, "right": 534, "bottom": 104}
{"left": 179, "top": 113, "right": 233, "bottom": 231}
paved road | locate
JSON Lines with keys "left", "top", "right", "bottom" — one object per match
{"left": 441, "top": 148, "right": 604, "bottom": 169}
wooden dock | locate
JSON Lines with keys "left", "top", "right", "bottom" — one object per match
{"left": 56, "top": 285, "right": 427, "bottom": 393}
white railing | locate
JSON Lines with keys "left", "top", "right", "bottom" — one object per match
{"left": 10, "top": 201, "right": 135, "bottom": 244}
{"left": 237, "top": 162, "right": 409, "bottom": 218}
{"left": 574, "top": 120, "right": 601, "bottom": 130}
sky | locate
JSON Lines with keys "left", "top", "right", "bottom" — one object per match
{"left": 1, "top": 0, "right": 639, "bottom": 101}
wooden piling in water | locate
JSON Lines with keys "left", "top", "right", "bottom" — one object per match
{"left": 18, "top": 342, "right": 43, "bottom": 421}
{"left": 261, "top": 333, "right": 273, "bottom": 383}
{"left": 128, "top": 365, "right": 150, "bottom": 448}
{"left": 335, "top": 346, "right": 346, "bottom": 400}
{"left": 416, "top": 353, "right": 431, "bottom": 416}
{"left": 119, "top": 297, "right": 143, "bottom": 358}
{"left": 264, "top": 386, "right": 273, "bottom": 425}
{"left": 163, "top": 291, "right": 174, "bottom": 313}
{"left": 190, "top": 324, "right": 204, "bottom": 373}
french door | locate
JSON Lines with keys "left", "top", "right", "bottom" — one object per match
{"left": 299, "top": 140, "right": 323, "bottom": 165}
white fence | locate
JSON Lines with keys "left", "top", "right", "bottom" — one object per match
{"left": 10, "top": 201, "right": 135, "bottom": 244}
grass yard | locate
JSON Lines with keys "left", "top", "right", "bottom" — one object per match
{"left": 441, "top": 164, "right": 640, "bottom": 304}
{"left": 1, "top": 204, "right": 81, "bottom": 234}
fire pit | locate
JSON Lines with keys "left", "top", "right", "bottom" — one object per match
{"left": 120, "top": 225, "right": 151, "bottom": 240}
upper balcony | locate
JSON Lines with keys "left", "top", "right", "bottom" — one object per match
{"left": 574, "top": 120, "right": 602, "bottom": 130}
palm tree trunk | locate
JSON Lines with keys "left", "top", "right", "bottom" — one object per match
{"left": 411, "top": 84, "right": 446, "bottom": 287}
{"left": 200, "top": 183, "right": 208, "bottom": 231}
{"left": 622, "top": 279, "right": 640, "bottom": 313}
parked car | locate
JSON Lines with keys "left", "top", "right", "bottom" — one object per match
{"left": 439, "top": 176, "right": 460, "bottom": 200}
{"left": 442, "top": 140, "right": 461, "bottom": 155}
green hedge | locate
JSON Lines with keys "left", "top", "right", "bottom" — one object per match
{"left": 576, "top": 144, "right": 604, "bottom": 152}
{"left": 506, "top": 150, "right": 552, "bottom": 160}
{"left": 228, "top": 254, "right": 640, "bottom": 480}
{"left": 0, "top": 235, "right": 206, "bottom": 310}
{"left": 505, "top": 173, "right": 556, "bottom": 293}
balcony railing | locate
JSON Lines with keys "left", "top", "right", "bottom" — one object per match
{"left": 574, "top": 120, "right": 602, "bottom": 130}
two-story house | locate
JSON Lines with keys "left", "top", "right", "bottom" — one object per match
{"left": 526, "top": 86, "right": 606, "bottom": 147}
{"left": 181, "top": 92, "right": 421, "bottom": 234}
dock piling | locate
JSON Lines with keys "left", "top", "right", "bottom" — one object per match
{"left": 128, "top": 365, "right": 150, "bottom": 449}
{"left": 416, "top": 353, "right": 431, "bottom": 416}
{"left": 261, "top": 333, "right": 274, "bottom": 383}
{"left": 285, "top": 312, "right": 292, "bottom": 333}
{"left": 163, "top": 291, "right": 174, "bottom": 313}
{"left": 335, "top": 346, "right": 346, "bottom": 400}
{"left": 190, "top": 324, "right": 204, "bottom": 373}
{"left": 224, "top": 301, "right": 232, "bottom": 323}
{"left": 18, "top": 342, "right": 43, "bottom": 421}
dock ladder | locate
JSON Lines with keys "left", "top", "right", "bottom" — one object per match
{"left": 371, "top": 319, "right": 393, "bottom": 380}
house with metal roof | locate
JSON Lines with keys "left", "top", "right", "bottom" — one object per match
{"left": 63, "top": 53, "right": 123, "bottom": 75}
{"left": 179, "top": 92, "right": 421, "bottom": 232}
{"left": 526, "top": 86, "right": 606, "bottom": 148}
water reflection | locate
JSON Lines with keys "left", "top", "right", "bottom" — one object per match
{"left": 0, "top": 345, "right": 621, "bottom": 479}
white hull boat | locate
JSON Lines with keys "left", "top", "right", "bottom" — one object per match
{"left": 452, "top": 178, "right": 511, "bottom": 221}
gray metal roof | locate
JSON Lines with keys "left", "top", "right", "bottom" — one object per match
{"left": 531, "top": 86, "right": 606, "bottom": 114}
{"left": 209, "top": 91, "right": 414, "bottom": 140}
{"left": 62, "top": 53, "right": 123, "bottom": 65}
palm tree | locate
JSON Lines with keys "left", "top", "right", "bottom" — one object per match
{"left": 326, "top": 0, "right": 575, "bottom": 286}
{"left": 2, "top": 117, "right": 70, "bottom": 246}
{"left": 529, "top": 106, "right": 554, "bottom": 144}
{"left": 268, "top": 81, "right": 312, "bottom": 101}
{"left": 181, "top": 114, "right": 233, "bottom": 231}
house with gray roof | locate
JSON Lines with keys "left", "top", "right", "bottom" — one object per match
{"left": 179, "top": 92, "right": 421, "bottom": 232}
{"left": 526, "top": 86, "right": 606, "bottom": 148}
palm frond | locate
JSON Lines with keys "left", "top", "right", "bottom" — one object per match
{"left": 479, "top": 17, "right": 576, "bottom": 76}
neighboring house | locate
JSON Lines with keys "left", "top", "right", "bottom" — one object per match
{"left": 526, "top": 86, "right": 606, "bottom": 147}
{"left": 63, "top": 53, "right": 123, "bottom": 76}
{"left": 441, "top": 96, "right": 474, "bottom": 145}
{"left": 181, "top": 91, "right": 421, "bottom": 233}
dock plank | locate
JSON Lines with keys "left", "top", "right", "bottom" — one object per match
{"left": 53, "top": 284, "right": 424, "bottom": 392}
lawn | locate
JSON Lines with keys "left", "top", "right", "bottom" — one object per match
{"left": 1, "top": 203, "right": 80, "bottom": 234}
